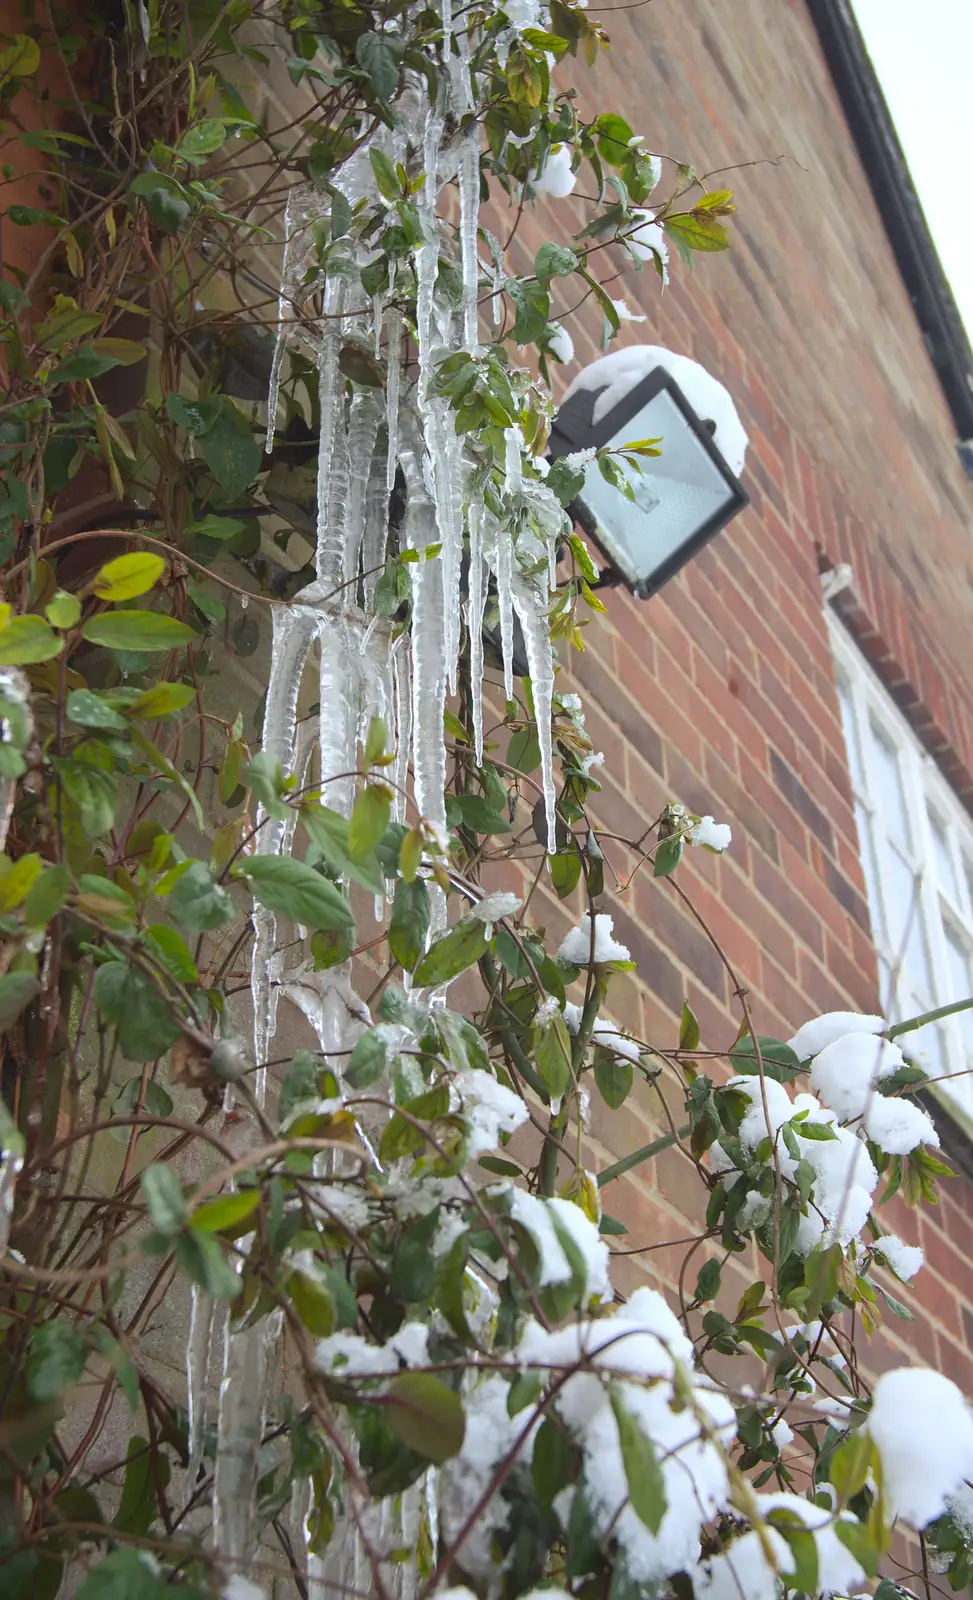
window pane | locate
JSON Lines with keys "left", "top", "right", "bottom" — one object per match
{"left": 854, "top": 801, "right": 885, "bottom": 940}
{"left": 928, "top": 808, "right": 959, "bottom": 900}
{"left": 906, "top": 1017, "right": 949, "bottom": 1077}
{"left": 883, "top": 846, "right": 932, "bottom": 1000}
{"left": 836, "top": 676, "right": 864, "bottom": 790}
{"left": 868, "top": 720, "right": 911, "bottom": 847}
{"left": 943, "top": 925, "right": 973, "bottom": 1059}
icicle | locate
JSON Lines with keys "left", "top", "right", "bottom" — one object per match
{"left": 0, "top": 1146, "right": 22, "bottom": 1257}
{"left": 392, "top": 634, "right": 412, "bottom": 828}
{"left": 363, "top": 433, "right": 391, "bottom": 614}
{"left": 0, "top": 667, "right": 30, "bottom": 856}
{"left": 384, "top": 309, "right": 403, "bottom": 496}
{"left": 315, "top": 277, "right": 347, "bottom": 587}
{"left": 467, "top": 496, "right": 487, "bottom": 765}
{"left": 431, "top": 403, "right": 464, "bottom": 697}
{"left": 495, "top": 521, "right": 515, "bottom": 701}
{"left": 399, "top": 423, "right": 447, "bottom": 843}
{"left": 504, "top": 425, "right": 523, "bottom": 495}
{"left": 213, "top": 1314, "right": 280, "bottom": 1569}
{"left": 186, "top": 1285, "right": 216, "bottom": 1488}
{"left": 513, "top": 576, "right": 557, "bottom": 853}
{"left": 343, "top": 390, "right": 384, "bottom": 588}
{"left": 441, "top": 0, "right": 453, "bottom": 69}
{"left": 251, "top": 601, "right": 321, "bottom": 1097}
{"left": 373, "top": 292, "right": 384, "bottom": 357}
{"left": 458, "top": 127, "right": 480, "bottom": 352}
{"left": 266, "top": 186, "right": 318, "bottom": 455}
{"left": 415, "top": 106, "right": 445, "bottom": 410}
{"left": 318, "top": 612, "right": 360, "bottom": 822}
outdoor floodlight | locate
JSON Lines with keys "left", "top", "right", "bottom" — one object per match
{"left": 548, "top": 355, "right": 749, "bottom": 600}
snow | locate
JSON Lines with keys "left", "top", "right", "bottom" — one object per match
{"left": 561, "top": 345, "right": 749, "bottom": 477}
{"left": 532, "top": 144, "right": 576, "bottom": 197}
{"left": 470, "top": 890, "right": 521, "bottom": 923}
{"left": 520, "top": 1288, "right": 735, "bottom": 1587}
{"left": 772, "top": 1417, "right": 794, "bottom": 1449}
{"left": 690, "top": 815, "right": 732, "bottom": 851}
{"left": 439, "top": 1376, "right": 528, "bottom": 1579}
{"left": 547, "top": 321, "right": 575, "bottom": 363}
{"left": 875, "top": 1233, "right": 924, "bottom": 1282}
{"left": 788, "top": 1010, "right": 886, "bottom": 1061}
{"left": 864, "top": 1092, "right": 939, "bottom": 1154}
{"left": 611, "top": 297, "right": 647, "bottom": 323}
{"left": 695, "top": 1527, "right": 793, "bottom": 1600}
{"left": 946, "top": 1483, "right": 973, "bottom": 1541}
{"left": 564, "top": 446, "right": 598, "bottom": 471}
{"left": 558, "top": 912, "right": 631, "bottom": 965}
{"left": 507, "top": 1189, "right": 609, "bottom": 1297}
{"left": 315, "top": 1322, "right": 430, "bottom": 1377}
{"left": 809, "top": 1032, "right": 905, "bottom": 1120}
{"left": 592, "top": 1018, "right": 642, "bottom": 1063}
{"left": 627, "top": 209, "right": 669, "bottom": 279}
{"left": 452, "top": 1069, "right": 529, "bottom": 1155}
{"left": 868, "top": 1368, "right": 973, "bottom": 1528}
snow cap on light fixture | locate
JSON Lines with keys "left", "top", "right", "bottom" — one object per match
{"left": 549, "top": 346, "right": 749, "bottom": 599}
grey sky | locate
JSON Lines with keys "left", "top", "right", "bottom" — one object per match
{"left": 851, "top": 0, "right": 973, "bottom": 343}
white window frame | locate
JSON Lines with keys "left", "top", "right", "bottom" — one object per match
{"left": 828, "top": 614, "right": 973, "bottom": 1128}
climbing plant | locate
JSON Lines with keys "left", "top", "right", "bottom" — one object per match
{"left": 0, "top": 3, "right": 970, "bottom": 1600}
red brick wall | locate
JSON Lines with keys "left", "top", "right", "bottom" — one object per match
{"left": 510, "top": 0, "right": 973, "bottom": 1396}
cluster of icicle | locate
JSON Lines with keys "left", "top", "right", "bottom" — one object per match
{"left": 200, "top": 12, "right": 562, "bottom": 1595}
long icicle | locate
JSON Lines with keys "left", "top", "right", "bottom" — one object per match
{"left": 495, "top": 520, "right": 515, "bottom": 702}
{"left": 266, "top": 185, "right": 317, "bottom": 455}
{"left": 513, "top": 576, "right": 557, "bottom": 854}
{"left": 458, "top": 125, "right": 481, "bottom": 353}
{"left": 467, "top": 496, "right": 487, "bottom": 765}
{"left": 399, "top": 419, "right": 447, "bottom": 847}
{"left": 315, "top": 277, "right": 347, "bottom": 587}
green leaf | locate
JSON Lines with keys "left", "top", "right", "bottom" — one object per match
{"left": 729, "top": 1036, "right": 801, "bottom": 1083}
{"left": 22, "top": 866, "right": 70, "bottom": 928}
{"left": 75, "top": 1547, "right": 187, "bottom": 1599}
{"left": 533, "top": 1006, "right": 572, "bottom": 1101}
{"left": 192, "top": 1191, "right": 260, "bottom": 1233}
{"left": 768, "top": 1510, "right": 819, "bottom": 1596}
{"left": 348, "top": 784, "right": 392, "bottom": 859}
{"left": 663, "top": 211, "right": 730, "bottom": 252}
{"left": 128, "top": 681, "right": 196, "bottom": 718}
{"left": 0, "top": 34, "right": 41, "bottom": 76}
{"left": 66, "top": 689, "right": 128, "bottom": 730}
{"left": 114, "top": 1435, "right": 169, "bottom": 1537}
{"left": 653, "top": 835, "right": 683, "bottom": 878}
{"left": 166, "top": 861, "right": 234, "bottom": 932}
{"left": 46, "top": 589, "right": 82, "bottom": 629}
{"left": 368, "top": 145, "right": 401, "bottom": 202}
{"left": 91, "top": 553, "right": 166, "bottom": 602}
{"left": 389, "top": 877, "right": 431, "bottom": 972}
{"left": 81, "top": 611, "right": 197, "bottom": 653}
{"left": 344, "top": 1027, "right": 388, "bottom": 1089}
{"left": 508, "top": 278, "right": 551, "bottom": 345}
{"left": 143, "top": 924, "right": 198, "bottom": 984}
{"left": 446, "top": 792, "right": 511, "bottom": 834}
{"left": 52, "top": 760, "right": 117, "bottom": 837}
{"left": 695, "top": 1257, "right": 722, "bottom": 1302}
{"left": 594, "top": 1049, "right": 633, "bottom": 1110}
{"left": 534, "top": 241, "right": 578, "bottom": 286}
{"left": 532, "top": 1415, "right": 576, "bottom": 1510}
{"left": 302, "top": 804, "right": 385, "bottom": 895}
{"left": 166, "top": 393, "right": 221, "bottom": 437}
{"left": 27, "top": 1323, "right": 88, "bottom": 1403}
{"left": 129, "top": 174, "right": 191, "bottom": 236}
{"left": 610, "top": 1386, "right": 667, "bottom": 1533}
{"left": 93, "top": 962, "right": 181, "bottom": 1060}
{"left": 196, "top": 399, "right": 262, "bottom": 497}
{"left": 311, "top": 923, "right": 356, "bottom": 969}
{"left": 50, "top": 346, "right": 128, "bottom": 383}
{"left": 0, "top": 614, "right": 63, "bottom": 665}
{"left": 679, "top": 1000, "right": 700, "bottom": 1052}
{"left": 507, "top": 724, "right": 541, "bottom": 774}
{"left": 288, "top": 1269, "right": 336, "bottom": 1336}
{"left": 413, "top": 918, "right": 488, "bottom": 987}
{"left": 178, "top": 119, "right": 229, "bottom": 161}
{"left": 0, "top": 971, "right": 39, "bottom": 1029}
{"left": 389, "top": 1206, "right": 440, "bottom": 1303}
{"left": 356, "top": 31, "right": 405, "bottom": 100}
{"left": 239, "top": 854, "right": 354, "bottom": 931}
{"left": 829, "top": 1428, "right": 874, "bottom": 1502}
{"left": 140, "top": 1164, "right": 187, "bottom": 1235}
{"left": 185, "top": 513, "right": 245, "bottom": 542}
{"left": 385, "top": 1374, "right": 465, "bottom": 1463}
{"left": 174, "top": 1229, "right": 241, "bottom": 1300}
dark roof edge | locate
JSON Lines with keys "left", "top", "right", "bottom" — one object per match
{"left": 806, "top": 0, "right": 973, "bottom": 444}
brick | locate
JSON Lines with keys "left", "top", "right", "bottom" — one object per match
{"left": 769, "top": 749, "right": 835, "bottom": 854}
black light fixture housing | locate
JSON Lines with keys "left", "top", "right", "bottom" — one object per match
{"left": 548, "top": 364, "right": 749, "bottom": 600}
